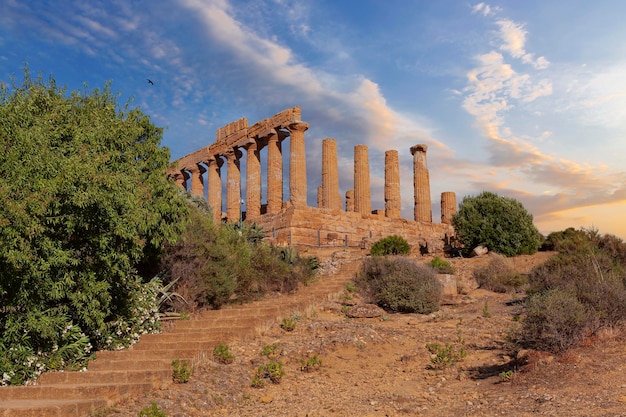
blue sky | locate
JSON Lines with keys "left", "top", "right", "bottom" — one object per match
{"left": 2, "top": 0, "right": 626, "bottom": 238}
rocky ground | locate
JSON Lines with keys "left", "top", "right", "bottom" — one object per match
{"left": 102, "top": 251, "right": 626, "bottom": 417}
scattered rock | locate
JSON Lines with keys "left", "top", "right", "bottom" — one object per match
{"left": 345, "top": 304, "right": 386, "bottom": 318}
{"left": 471, "top": 246, "right": 488, "bottom": 257}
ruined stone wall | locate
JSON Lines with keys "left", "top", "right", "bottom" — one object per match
{"left": 256, "top": 206, "right": 454, "bottom": 254}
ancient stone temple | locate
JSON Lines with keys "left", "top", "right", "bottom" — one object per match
{"left": 167, "top": 107, "right": 456, "bottom": 254}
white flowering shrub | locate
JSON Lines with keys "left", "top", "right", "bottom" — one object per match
{"left": 0, "top": 275, "right": 161, "bottom": 385}
{"left": 98, "top": 275, "right": 162, "bottom": 350}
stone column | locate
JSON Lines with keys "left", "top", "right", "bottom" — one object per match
{"left": 266, "top": 130, "right": 283, "bottom": 214}
{"left": 441, "top": 192, "right": 457, "bottom": 225}
{"left": 188, "top": 164, "right": 205, "bottom": 197}
{"left": 384, "top": 150, "right": 401, "bottom": 219}
{"left": 225, "top": 148, "right": 243, "bottom": 223}
{"left": 288, "top": 122, "right": 309, "bottom": 207}
{"left": 354, "top": 145, "right": 371, "bottom": 215}
{"left": 322, "top": 138, "right": 341, "bottom": 210}
{"left": 207, "top": 156, "right": 223, "bottom": 222}
{"left": 317, "top": 186, "right": 323, "bottom": 208}
{"left": 245, "top": 139, "right": 261, "bottom": 221}
{"left": 182, "top": 170, "right": 191, "bottom": 192}
{"left": 411, "top": 144, "right": 432, "bottom": 222}
{"left": 346, "top": 189, "right": 354, "bottom": 212}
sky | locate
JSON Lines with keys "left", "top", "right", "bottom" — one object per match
{"left": 1, "top": 0, "right": 626, "bottom": 239}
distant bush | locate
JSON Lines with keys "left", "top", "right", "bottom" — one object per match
{"left": 370, "top": 235, "right": 410, "bottom": 256}
{"left": 540, "top": 227, "right": 589, "bottom": 252}
{"left": 473, "top": 255, "right": 527, "bottom": 293}
{"left": 452, "top": 191, "right": 541, "bottom": 257}
{"left": 355, "top": 257, "right": 441, "bottom": 314}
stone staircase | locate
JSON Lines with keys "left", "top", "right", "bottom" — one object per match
{"left": 0, "top": 258, "right": 361, "bottom": 417}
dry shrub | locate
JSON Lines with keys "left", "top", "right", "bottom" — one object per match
{"left": 516, "top": 289, "right": 589, "bottom": 354}
{"left": 473, "top": 254, "right": 527, "bottom": 293}
{"left": 355, "top": 257, "right": 441, "bottom": 314}
{"left": 160, "top": 199, "right": 315, "bottom": 310}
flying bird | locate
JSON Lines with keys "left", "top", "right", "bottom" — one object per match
{"left": 147, "top": 79, "right": 154, "bottom": 85}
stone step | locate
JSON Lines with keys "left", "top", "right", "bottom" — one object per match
{"left": 36, "top": 368, "right": 171, "bottom": 385}
{"left": 94, "top": 348, "right": 200, "bottom": 361}
{"left": 129, "top": 340, "right": 228, "bottom": 352}
{"left": 138, "top": 328, "right": 252, "bottom": 342}
{"left": 87, "top": 358, "right": 173, "bottom": 372}
{"left": 0, "top": 398, "right": 109, "bottom": 417}
{"left": 0, "top": 381, "right": 153, "bottom": 402}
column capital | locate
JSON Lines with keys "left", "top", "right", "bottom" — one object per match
{"left": 288, "top": 121, "right": 309, "bottom": 133}
{"left": 186, "top": 163, "right": 206, "bottom": 174}
{"left": 410, "top": 143, "right": 428, "bottom": 155}
{"left": 207, "top": 154, "right": 224, "bottom": 167}
{"left": 224, "top": 148, "right": 243, "bottom": 161}
{"left": 244, "top": 137, "right": 259, "bottom": 150}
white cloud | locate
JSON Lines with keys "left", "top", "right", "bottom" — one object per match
{"left": 472, "top": 3, "right": 494, "bottom": 17}
{"left": 459, "top": 6, "right": 626, "bottom": 222}
{"left": 496, "top": 19, "right": 550, "bottom": 69}
{"left": 558, "top": 62, "right": 626, "bottom": 128}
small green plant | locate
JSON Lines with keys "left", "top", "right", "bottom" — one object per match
{"left": 499, "top": 370, "right": 516, "bottom": 382}
{"left": 482, "top": 301, "right": 492, "bottom": 318}
{"left": 300, "top": 354, "right": 322, "bottom": 372}
{"left": 280, "top": 316, "right": 298, "bottom": 332}
{"left": 171, "top": 359, "right": 191, "bottom": 383}
{"left": 430, "top": 256, "right": 454, "bottom": 274}
{"left": 260, "top": 343, "right": 281, "bottom": 358}
{"left": 370, "top": 235, "right": 410, "bottom": 256}
{"left": 250, "top": 373, "right": 266, "bottom": 388}
{"left": 138, "top": 402, "right": 168, "bottom": 417}
{"left": 426, "top": 343, "right": 467, "bottom": 369}
{"left": 252, "top": 359, "right": 285, "bottom": 386}
{"left": 213, "top": 343, "right": 235, "bottom": 364}
{"left": 345, "top": 282, "right": 357, "bottom": 293}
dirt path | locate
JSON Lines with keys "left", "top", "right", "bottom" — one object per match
{"left": 107, "top": 252, "right": 626, "bottom": 417}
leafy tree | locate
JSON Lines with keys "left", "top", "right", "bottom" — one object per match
{"left": 0, "top": 69, "right": 187, "bottom": 384}
{"left": 452, "top": 191, "right": 541, "bottom": 257}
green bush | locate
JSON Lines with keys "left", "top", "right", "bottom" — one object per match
{"left": 515, "top": 290, "right": 589, "bottom": 353}
{"left": 0, "top": 70, "right": 186, "bottom": 385}
{"left": 473, "top": 255, "right": 527, "bottom": 293}
{"left": 452, "top": 191, "right": 541, "bottom": 257}
{"left": 370, "top": 235, "right": 410, "bottom": 256}
{"left": 355, "top": 257, "right": 441, "bottom": 314}
{"left": 430, "top": 256, "right": 454, "bottom": 274}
